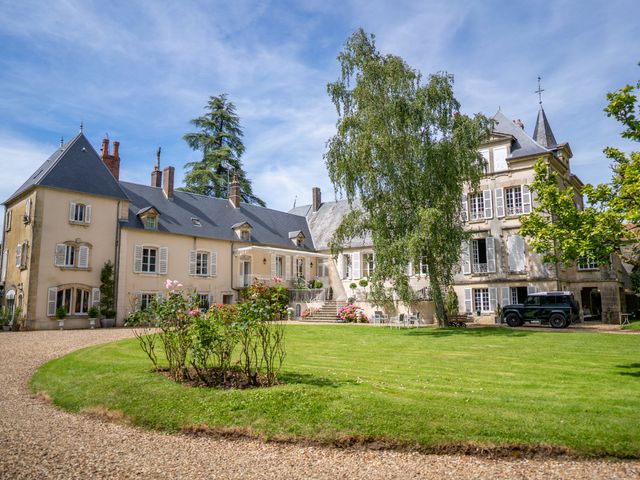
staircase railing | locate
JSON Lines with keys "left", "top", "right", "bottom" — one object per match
{"left": 289, "top": 288, "right": 326, "bottom": 303}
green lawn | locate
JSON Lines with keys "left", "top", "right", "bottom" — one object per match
{"left": 31, "top": 326, "right": 640, "bottom": 457}
{"left": 623, "top": 320, "right": 640, "bottom": 331}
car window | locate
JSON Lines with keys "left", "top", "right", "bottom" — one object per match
{"left": 541, "top": 296, "right": 556, "bottom": 305}
{"left": 524, "top": 296, "right": 539, "bottom": 306}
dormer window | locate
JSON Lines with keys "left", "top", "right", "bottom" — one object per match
{"left": 231, "top": 222, "right": 252, "bottom": 242}
{"left": 288, "top": 230, "right": 305, "bottom": 247}
{"left": 137, "top": 206, "right": 159, "bottom": 231}
{"left": 191, "top": 217, "right": 202, "bottom": 227}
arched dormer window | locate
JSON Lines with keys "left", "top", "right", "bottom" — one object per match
{"left": 232, "top": 222, "right": 252, "bottom": 242}
{"left": 289, "top": 230, "right": 305, "bottom": 247}
{"left": 137, "top": 206, "right": 159, "bottom": 230}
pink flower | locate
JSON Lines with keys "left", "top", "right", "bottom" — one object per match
{"left": 272, "top": 275, "right": 283, "bottom": 283}
{"left": 189, "top": 309, "right": 200, "bottom": 316}
{"left": 164, "top": 279, "right": 183, "bottom": 292}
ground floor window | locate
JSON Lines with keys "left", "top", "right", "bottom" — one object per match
{"left": 75, "top": 288, "right": 90, "bottom": 314}
{"left": 510, "top": 286, "right": 528, "bottom": 305}
{"left": 473, "top": 288, "right": 490, "bottom": 313}
{"left": 295, "top": 258, "right": 305, "bottom": 279}
{"left": 139, "top": 293, "right": 156, "bottom": 312}
{"left": 57, "top": 288, "right": 73, "bottom": 313}
{"left": 578, "top": 257, "right": 599, "bottom": 270}
{"left": 222, "top": 294, "right": 234, "bottom": 305}
{"left": 198, "top": 293, "right": 210, "bottom": 311}
{"left": 317, "top": 258, "right": 329, "bottom": 277}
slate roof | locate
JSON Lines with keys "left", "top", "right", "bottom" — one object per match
{"left": 4, "top": 133, "right": 128, "bottom": 204}
{"left": 290, "top": 198, "right": 372, "bottom": 251}
{"left": 492, "top": 111, "right": 551, "bottom": 159}
{"left": 532, "top": 107, "right": 558, "bottom": 148}
{"left": 119, "top": 182, "right": 315, "bottom": 251}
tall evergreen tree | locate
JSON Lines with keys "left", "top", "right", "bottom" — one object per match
{"left": 325, "top": 30, "right": 491, "bottom": 325}
{"left": 182, "top": 94, "right": 265, "bottom": 206}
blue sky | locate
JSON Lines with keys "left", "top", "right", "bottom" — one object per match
{"left": 0, "top": 0, "right": 638, "bottom": 211}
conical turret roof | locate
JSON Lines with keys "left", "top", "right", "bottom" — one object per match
{"left": 532, "top": 107, "right": 557, "bottom": 148}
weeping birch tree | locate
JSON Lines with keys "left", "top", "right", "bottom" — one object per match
{"left": 325, "top": 29, "right": 491, "bottom": 326}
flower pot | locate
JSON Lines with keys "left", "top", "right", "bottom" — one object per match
{"left": 57, "top": 319, "right": 64, "bottom": 330}
{"left": 101, "top": 318, "right": 115, "bottom": 328}
{"left": 89, "top": 318, "right": 97, "bottom": 329}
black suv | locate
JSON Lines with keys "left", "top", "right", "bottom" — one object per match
{"left": 501, "top": 291, "right": 579, "bottom": 329}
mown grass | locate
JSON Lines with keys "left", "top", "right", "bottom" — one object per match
{"left": 31, "top": 326, "right": 640, "bottom": 457}
{"left": 622, "top": 320, "right": 640, "bottom": 331}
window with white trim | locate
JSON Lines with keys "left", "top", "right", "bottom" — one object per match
{"left": 471, "top": 239, "right": 488, "bottom": 273}
{"left": 5, "top": 209, "right": 12, "bottom": 232}
{"left": 473, "top": 288, "right": 490, "bottom": 313}
{"left": 73, "top": 204, "right": 86, "bottom": 222}
{"left": 198, "top": 294, "right": 210, "bottom": 311}
{"left": 139, "top": 293, "right": 156, "bottom": 312}
{"left": 505, "top": 186, "right": 523, "bottom": 216}
{"left": 56, "top": 288, "right": 73, "bottom": 314}
{"left": 362, "top": 253, "right": 374, "bottom": 277}
{"left": 343, "top": 254, "right": 352, "bottom": 279}
{"left": 196, "top": 251, "right": 209, "bottom": 276}
{"left": 55, "top": 243, "right": 90, "bottom": 269}
{"left": 75, "top": 288, "right": 91, "bottom": 315}
{"left": 275, "top": 256, "right": 284, "bottom": 277}
{"left": 469, "top": 193, "right": 484, "bottom": 220}
{"left": 69, "top": 202, "right": 91, "bottom": 224}
{"left": 143, "top": 216, "right": 158, "bottom": 230}
{"left": 64, "top": 245, "right": 76, "bottom": 267}
{"left": 419, "top": 256, "right": 428, "bottom": 275}
{"left": 142, "top": 248, "right": 157, "bottom": 273}
{"left": 240, "top": 229, "right": 250, "bottom": 241}
{"left": 578, "top": 257, "right": 599, "bottom": 270}
{"left": 295, "top": 257, "right": 305, "bottom": 278}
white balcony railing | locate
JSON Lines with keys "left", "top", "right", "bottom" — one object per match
{"left": 289, "top": 288, "right": 326, "bottom": 303}
{"left": 472, "top": 263, "right": 488, "bottom": 273}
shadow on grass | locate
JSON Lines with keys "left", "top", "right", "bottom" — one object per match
{"left": 617, "top": 363, "right": 640, "bottom": 377}
{"left": 403, "top": 327, "right": 533, "bottom": 338}
{"left": 279, "top": 372, "right": 355, "bottom": 388}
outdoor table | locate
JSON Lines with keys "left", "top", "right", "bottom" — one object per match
{"left": 620, "top": 313, "right": 631, "bottom": 326}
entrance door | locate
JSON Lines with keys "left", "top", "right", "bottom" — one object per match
{"left": 581, "top": 287, "right": 601, "bottom": 320}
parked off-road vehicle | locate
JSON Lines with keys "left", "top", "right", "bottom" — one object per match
{"left": 501, "top": 291, "right": 579, "bottom": 329}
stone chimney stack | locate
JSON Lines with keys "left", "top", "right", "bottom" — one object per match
{"left": 229, "top": 175, "right": 241, "bottom": 208}
{"left": 151, "top": 147, "right": 163, "bottom": 187}
{"left": 101, "top": 138, "right": 121, "bottom": 180}
{"left": 514, "top": 119, "right": 525, "bottom": 130}
{"left": 312, "top": 187, "right": 322, "bottom": 212}
{"left": 163, "top": 166, "right": 174, "bottom": 199}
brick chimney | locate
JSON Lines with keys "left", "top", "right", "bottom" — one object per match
{"left": 163, "top": 166, "right": 174, "bottom": 199}
{"left": 229, "top": 175, "right": 241, "bottom": 208}
{"left": 151, "top": 147, "right": 162, "bottom": 187}
{"left": 312, "top": 187, "right": 322, "bottom": 212}
{"left": 101, "top": 138, "right": 121, "bottom": 180}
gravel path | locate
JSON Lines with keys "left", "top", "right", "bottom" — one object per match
{"left": 1, "top": 330, "right": 638, "bottom": 479}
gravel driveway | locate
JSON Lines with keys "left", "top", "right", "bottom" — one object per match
{"left": 0, "top": 330, "right": 638, "bottom": 480}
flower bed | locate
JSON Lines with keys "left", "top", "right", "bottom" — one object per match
{"left": 338, "top": 304, "right": 368, "bottom": 323}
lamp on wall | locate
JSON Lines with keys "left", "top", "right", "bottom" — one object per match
{"left": 310, "top": 261, "right": 314, "bottom": 268}
{"left": 263, "top": 257, "right": 267, "bottom": 265}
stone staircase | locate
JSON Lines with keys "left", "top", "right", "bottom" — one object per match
{"left": 302, "top": 300, "right": 347, "bottom": 323}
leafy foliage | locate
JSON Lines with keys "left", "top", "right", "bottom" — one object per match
{"left": 325, "top": 29, "right": 491, "bottom": 325}
{"left": 99, "top": 260, "right": 116, "bottom": 318}
{"left": 520, "top": 71, "right": 639, "bottom": 269}
{"left": 182, "top": 94, "right": 265, "bottom": 206}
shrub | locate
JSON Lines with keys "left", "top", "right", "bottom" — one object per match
{"left": 99, "top": 261, "right": 116, "bottom": 318}
{"left": 301, "top": 307, "right": 320, "bottom": 318}
{"left": 359, "top": 278, "right": 368, "bottom": 288}
{"left": 338, "top": 304, "right": 368, "bottom": 323}
{"left": 56, "top": 306, "right": 67, "bottom": 320}
{"left": 312, "top": 279, "right": 324, "bottom": 289}
{"left": 349, "top": 282, "right": 357, "bottom": 290}
{"left": 445, "top": 286, "right": 459, "bottom": 316}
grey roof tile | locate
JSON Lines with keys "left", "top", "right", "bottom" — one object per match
{"left": 492, "top": 111, "right": 550, "bottom": 159}
{"left": 4, "top": 133, "right": 128, "bottom": 204}
{"left": 120, "top": 182, "right": 315, "bottom": 251}
{"left": 532, "top": 107, "right": 558, "bottom": 148}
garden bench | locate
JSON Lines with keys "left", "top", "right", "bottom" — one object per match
{"left": 447, "top": 314, "right": 471, "bottom": 327}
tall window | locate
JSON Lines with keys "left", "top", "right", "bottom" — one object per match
{"left": 56, "top": 288, "right": 73, "bottom": 313}
{"left": 316, "top": 258, "right": 328, "bottom": 277}
{"left": 72, "top": 204, "right": 86, "bottom": 223}
{"left": 75, "top": 288, "right": 90, "bottom": 314}
{"left": 139, "top": 293, "right": 156, "bottom": 311}
{"left": 469, "top": 193, "right": 484, "bottom": 220}
{"left": 296, "top": 258, "right": 304, "bottom": 278}
{"left": 473, "top": 288, "right": 490, "bottom": 313}
{"left": 142, "top": 248, "right": 157, "bottom": 273}
{"left": 196, "top": 251, "right": 209, "bottom": 276}
{"left": 275, "top": 256, "right": 284, "bottom": 277}
{"left": 198, "top": 294, "right": 210, "bottom": 311}
{"left": 343, "top": 254, "right": 352, "bottom": 279}
{"left": 419, "top": 256, "right": 428, "bottom": 275}
{"left": 64, "top": 245, "right": 76, "bottom": 267}
{"left": 505, "top": 186, "right": 523, "bottom": 216}
{"left": 471, "top": 239, "right": 488, "bottom": 273}
{"left": 363, "top": 253, "right": 375, "bottom": 277}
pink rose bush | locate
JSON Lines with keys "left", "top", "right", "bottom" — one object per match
{"left": 338, "top": 304, "right": 368, "bottom": 323}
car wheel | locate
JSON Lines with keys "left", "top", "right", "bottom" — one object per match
{"left": 549, "top": 314, "right": 566, "bottom": 329}
{"left": 505, "top": 313, "right": 521, "bottom": 327}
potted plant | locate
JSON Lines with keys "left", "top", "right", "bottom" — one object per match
{"left": 56, "top": 306, "right": 67, "bottom": 330}
{"left": 88, "top": 306, "right": 99, "bottom": 329}
{"left": 0, "top": 307, "right": 10, "bottom": 331}
{"left": 100, "top": 260, "right": 116, "bottom": 328}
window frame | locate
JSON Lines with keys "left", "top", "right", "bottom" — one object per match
{"left": 75, "top": 288, "right": 91, "bottom": 315}
{"left": 141, "top": 247, "right": 158, "bottom": 273}
{"left": 195, "top": 251, "right": 209, "bottom": 276}
{"left": 469, "top": 192, "right": 484, "bottom": 220}
{"left": 505, "top": 186, "right": 523, "bottom": 216}
{"left": 473, "top": 288, "right": 490, "bottom": 313}
{"left": 578, "top": 257, "right": 599, "bottom": 271}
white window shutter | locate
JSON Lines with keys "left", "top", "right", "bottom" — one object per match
{"left": 501, "top": 287, "right": 511, "bottom": 307}
{"left": 159, "top": 247, "right": 169, "bottom": 274}
{"left": 527, "top": 285, "right": 537, "bottom": 294}
{"left": 285, "top": 255, "right": 292, "bottom": 280}
{"left": 1, "top": 250, "right": 7, "bottom": 282}
{"left": 15, "top": 244, "right": 22, "bottom": 267}
{"left": 210, "top": 251, "right": 217, "bottom": 277}
{"left": 489, "top": 287, "right": 497, "bottom": 311}
{"left": 508, "top": 235, "right": 526, "bottom": 272}
{"left": 495, "top": 188, "right": 505, "bottom": 218}
{"left": 270, "top": 254, "right": 276, "bottom": 276}
{"left": 352, "top": 252, "right": 361, "bottom": 280}
{"left": 47, "top": 287, "right": 58, "bottom": 316}
{"left": 54, "top": 244, "right": 66, "bottom": 267}
{"left": 464, "top": 288, "right": 472, "bottom": 313}
{"left": 337, "top": 254, "right": 344, "bottom": 279}
{"left": 134, "top": 245, "right": 143, "bottom": 273}
{"left": 461, "top": 241, "right": 471, "bottom": 275}
{"left": 25, "top": 198, "right": 31, "bottom": 218}
{"left": 189, "top": 250, "right": 196, "bottom": 275}
{"left": 91, "top": 288, "right": 101, "bottom": 308}
{"left": 5, "top": 209, "right": 11, "bottom": 231}
{"left": 85, "top": 205, "right": 92, "bottom": 224}
{"left": 486, "top": 237, "right": 496, "bottom": 273}
{"left": 406, "top": 262, "right": 413, "bottom": 277}
{"left": 522, "top": 185, "right": 532, "bottom": 214}
{"left": 78, "top": 245, "right": 89, "bottom": 268}
{"left": 69, "top": 202, "right": 76, "bottom": 221}
{"left": 461, "top": 193, "right": 468, "bottom": 222}
{"left": 483, "top": 190, "right": 493, "bottom": 219}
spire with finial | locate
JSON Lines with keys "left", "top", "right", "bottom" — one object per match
{"left": 533, "top": 76, "right": 557, "bottom": 148}
{"left": 60, "top": 136, "right": 64, "bottom": 148}
{"left": 79, "top": 121, "right": 84, "bottom": 133}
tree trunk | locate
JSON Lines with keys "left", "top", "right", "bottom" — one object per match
{"left": 429, "top": 267, "right": 448, "bottom": 327}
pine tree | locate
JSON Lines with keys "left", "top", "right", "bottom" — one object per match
{"left": 182, "top": 94, "right": 265, "bottom": 206}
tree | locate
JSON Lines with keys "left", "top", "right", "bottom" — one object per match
{"left": 325, "top": 29, "right": 491, "bottom": 326}
{"left": 182, "top": 94, "right": 265, "bottom": 206}
{"left": 520, "top": 71, "right": 639, "bottom": 272}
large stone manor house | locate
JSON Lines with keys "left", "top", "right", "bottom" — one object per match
{"left": 1, "top": 107, "right": 635, "bottom": 329}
